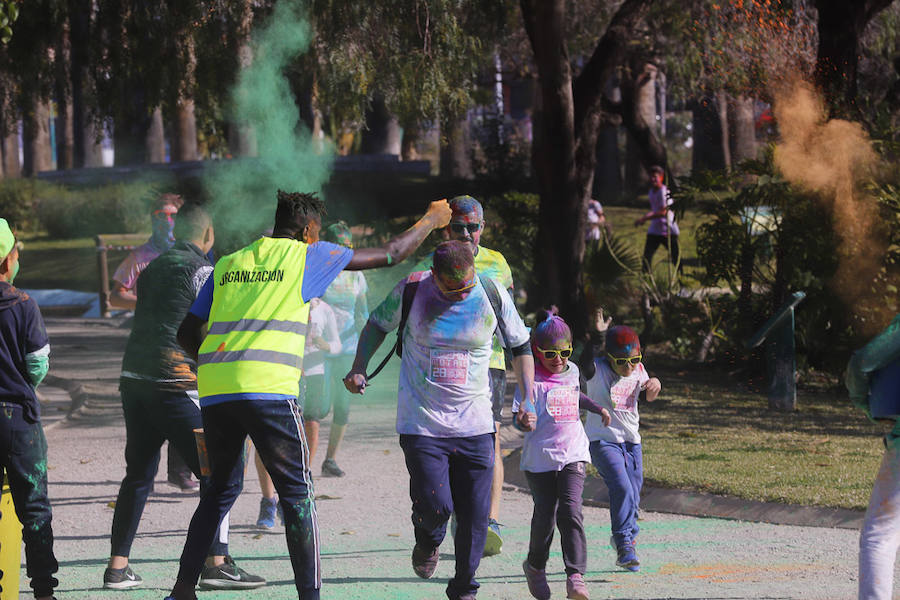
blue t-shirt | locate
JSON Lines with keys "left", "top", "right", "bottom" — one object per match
{"left": 190, "top": 240, "right": 353, "bottom": 320}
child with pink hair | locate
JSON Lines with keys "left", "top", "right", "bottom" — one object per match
{"left": 514, "top": 311, "right": 611, "bottom": 600}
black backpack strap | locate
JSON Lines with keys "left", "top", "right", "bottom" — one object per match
{"left": 396, "top": 280, "right": 420, "bottom": 358}
{"left": 478, "top": 274, "right": 510, "bottom": 351}
{"left": 365, "top": 279, "right": 419, "bottom": 381}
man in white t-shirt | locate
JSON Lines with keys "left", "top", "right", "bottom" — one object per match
{"left": 344, "top": 240, "right": 534, "bottom": 600}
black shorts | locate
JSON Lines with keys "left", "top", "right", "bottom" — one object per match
{"left": 489, "top": 367, "right": 507, "bottom": 423}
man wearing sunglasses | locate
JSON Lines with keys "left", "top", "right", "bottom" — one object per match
{"left": 345, "top": 240, "right": 534, "bottom": 600}
{"left": 411, "top": 194, "right": 515, "bottom": 557}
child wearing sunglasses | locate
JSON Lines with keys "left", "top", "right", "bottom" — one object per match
{"left": 513, "top": 311, "right": 610, "bottom": 600}
{"left": 583, "top": 325, "right": 660, "bottom": 572}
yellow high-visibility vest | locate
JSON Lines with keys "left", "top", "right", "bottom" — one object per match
{"left": 198, "top": 237, "right": 310, "bottom": 403}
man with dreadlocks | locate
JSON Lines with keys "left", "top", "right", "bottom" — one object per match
{"left": 166, "top": 191, "right": 451, "bottom": 600}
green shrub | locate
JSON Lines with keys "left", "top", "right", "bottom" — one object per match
{"left": 0, "top": 179, "right": 57, "bottom": 232}
{"left": 36, "top": 182, "right": 156, "bottom": 238}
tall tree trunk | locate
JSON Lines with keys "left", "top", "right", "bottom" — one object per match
{"left": 22, "top": 98, "right": 53, "bottom": 176}
{"left": 82, "top": 115, "right": 103, "bottom": 167}
{"left": 228, "top": 0, "right": 257, "bottom": 158}
{"left": 729, "top": 94, "right": 757, "bottom": 164}
{"left": 690, "top": 95, "right": 727, "bottom": 173}
{"left": 813, "top": 0, "right": 894, "bottom": 116}
{"left": 620, "top": 61, "right": 667, "bottom": 179}
{"left": 172, "top": 33, "right": 198, "bottom": 162}
{"left": 593, "top": 123, "right": 621, "bottom": 201}
{"left": 172, "top": 99, "right": 197, "bottom": 161}
{"left": 0, "top": 86, "right": 20, "bottom": 178}
{"left": 522, "top": 0, "right": 652, "bottom": 336}
{"left": 145, "top": 106, "right": 166, "bottom": 163}
{"left": 55, "top": 17, "right": 75, "bottom": 170}
{"left": 439, "top": 115, "right": 473, "bottom": 178}
{"left": 401, "top": 125, "right": 419, "bottom": 161}
{"left": 361, "top": 94, "right": 401, "bottom": 155}
{"left": 2, "top": 130, "right": 20, "bottom": 178}
{"left": 716, "top": 90, "right": 731, "bottom": 170}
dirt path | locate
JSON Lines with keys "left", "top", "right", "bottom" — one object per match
{"left": 24, "top": 317, "right": 879, "bottom": 599}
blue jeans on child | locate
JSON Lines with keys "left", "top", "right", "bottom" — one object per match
{"left": 399, "top": 433, "right": 494, "bottom": 600}
{"left": 589, "top": 440, "right": 643, "bottom": 547}
{"left": 0, "top": 402, "right": 58, "bottom": 598}
{"left": 174, "top": 397, "right": 320, "bottom": 600}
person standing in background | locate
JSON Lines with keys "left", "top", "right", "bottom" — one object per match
{"left": 634, "top": 166, "right": 680, "bottom": 272}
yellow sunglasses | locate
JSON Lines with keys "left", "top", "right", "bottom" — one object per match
{"left": 607, "top": 353, "right": 642, "bottom": 366}
{"left": 536, "top": 346, "right": 573, "bottom": 360}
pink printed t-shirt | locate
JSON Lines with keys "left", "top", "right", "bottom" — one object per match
{"left": 512, "top": 362, "right": 591, "bottom": 473}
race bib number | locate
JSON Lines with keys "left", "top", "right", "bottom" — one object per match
{"left": 546, "top": 386, "right": 579, "bottom": 423}
{"left": 610, "top": 378, "right": 640, "bottom": 412}
{"left": 430, "top": 350, "right": 469, "bottom": 385}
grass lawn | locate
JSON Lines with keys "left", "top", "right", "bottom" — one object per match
{"left": 630, "top": 355, "right": 883, "bottom": 511}
{"left": 600, "top": 205, "right": 710, "bottom": 284}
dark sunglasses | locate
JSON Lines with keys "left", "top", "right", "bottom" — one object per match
{"left": 607, "top": 353, "right": 642, "bottom": 366}
{"left": 537, "top": 346, "right": 572, "bottom": 360}
{"left": 450, "top": 222, "right": 481, "bottom": 235}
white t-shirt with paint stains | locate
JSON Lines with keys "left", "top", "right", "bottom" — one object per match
{"left": 584, "top": 358, "right": 649, "bottom": 444}
{"left": 512, "top": 362, "right": 591, "bottom": 473}
{"left": 370, "top": 271, "right": 529, "bottom": 438}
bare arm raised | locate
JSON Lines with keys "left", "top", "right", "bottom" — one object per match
{"left": 344, "top": 200, "right": 451, "bottom": 270}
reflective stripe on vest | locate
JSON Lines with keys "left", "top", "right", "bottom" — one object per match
{"left": 198, "top": 237, "right": 309, "bottom": 401}
{"left": 207, "top": 319, "right": 308, "bottom": 336}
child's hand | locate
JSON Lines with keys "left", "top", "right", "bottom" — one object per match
{"left": 642, "top": 377, "right": 661, "bottom": 402}
{"left": 592, "top": 307, "right": 612, "bottom": 333}
{"left": 601, "top": 407, "right": 611, "bottom": 426}
{"left": 516, "top": 408, "right": 537, "bottom": 432}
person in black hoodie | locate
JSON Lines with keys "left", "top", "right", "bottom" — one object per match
{"left": 0, "top": 217, "right": 58, "bottom": 600}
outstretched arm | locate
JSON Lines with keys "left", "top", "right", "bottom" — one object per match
{"left": 343, "top": 320, "right": 389, "bottom": 393}
{"left": 579, "top": 392, "right": 611, "bottom": 425}
{"left": 344, "top": 200, "right": 451, "bottom": 270}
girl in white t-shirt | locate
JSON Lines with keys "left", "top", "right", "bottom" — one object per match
{"left": 583, "top": 325, "right": 661, "bottom": 573}
{"left": 513, "top": 311, "right": 610, "bottom": 600}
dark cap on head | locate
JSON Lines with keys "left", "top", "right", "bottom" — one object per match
{"left": 433, "top": 240, "right": 474, "bottom": 282}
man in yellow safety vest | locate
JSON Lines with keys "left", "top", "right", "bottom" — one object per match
{"left": 164, "top": 190, "right": 450, "bottom": 600}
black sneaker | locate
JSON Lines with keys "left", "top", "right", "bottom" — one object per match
{"left": 103, "top": 565, "right": 142, "bottom": 589}
{"left": 321, "top": 458, "right": 345, "bottom": 477}
{"left": 198, "top": 556, "right": 266, "bottom": 590}
{"left": 411, "top": 544, "right": 439, "bottom": 579}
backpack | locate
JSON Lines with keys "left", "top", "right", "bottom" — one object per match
{"left": 366, "top": 273, "right": 510, "bottom": 380}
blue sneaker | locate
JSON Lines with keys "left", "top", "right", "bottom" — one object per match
{"left": 615, "top": 544, "right": 640, "bottom": 572}
{"left": 257, "top": 497, "right": 277, "bottom": 529}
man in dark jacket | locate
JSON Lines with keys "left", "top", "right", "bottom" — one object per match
{"left": 104, "top": 204, "right": 264, "bottom": 591}
{"left": 0, "top": 217, "right": 58, "bottom": 600}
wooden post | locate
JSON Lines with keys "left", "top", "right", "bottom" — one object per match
{"left": 95, "top": 235, "right": 110, "bottom": 318}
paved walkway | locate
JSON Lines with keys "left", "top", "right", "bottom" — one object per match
{"left": 11, "top": 317, "right": 886, "bottom": 599}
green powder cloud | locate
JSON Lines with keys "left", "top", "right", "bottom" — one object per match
{"left": 204, "top": 0, "right": 333, "bottom": 251}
